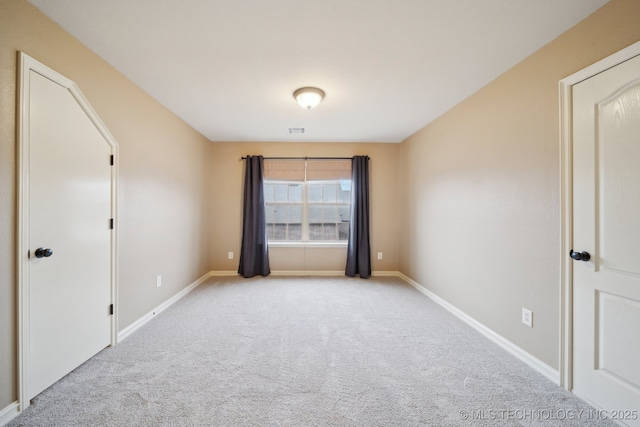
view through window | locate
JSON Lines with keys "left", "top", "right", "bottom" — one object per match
{"left": 263, "top": 159, "right": 351, "bottom": 242}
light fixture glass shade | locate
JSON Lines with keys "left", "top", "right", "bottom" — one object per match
{"left": 293, "top": 87, "right": 325, "bottom": 109}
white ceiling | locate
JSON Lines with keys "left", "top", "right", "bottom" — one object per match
{"left": 28, "top": 0, "right": 608, "bottom": 143}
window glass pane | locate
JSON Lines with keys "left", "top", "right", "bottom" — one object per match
{"left": 323, "top": 205, "right": 338, "bottom": 223}
{"left": 274, "top": 184, "right": 288, "bottom": 202}
{"left": 322, "top": 224, "right": 337, "bottom": 240}
{"left": 322, "top": 183, "right": 337, "bottom": 203}
{"left": 338, "top": 206, "right": 350, "bottom": 223}
{"left": 265, "top": 204, "right": 275, "bottom": 223}
{"left": 309, "top": 224, "right": 323, "bottom": 240}
{"left": 308, "top": 205, "right": 322, "bottom": 223}
{"left": 338, "top": 223, "right": 349, "bottom": 240}
{"left": 339, "top": 180, "right": 351, "bottom": 192}
{"left": 273, "top": 224, "right": 287, "bottom": 240}
{"left": 337, "top": 181, "right": 351, "bottom": 203}
{"left": 289, "top": 183, "right": 302, "bottom": 202}
{"left": 288, "top": 205, "right": 302, "bottom": 223}
{"left": 308, "top": 183, "right": 322, "bottom": 203}
{"left": 288, "top": 224, "right": 302, "bottom": 240}
{"left": 264, "top": 183, "right": 274, "bottom": 203}
{"left": 274, "top": 206, "right": 287, "bottom": 223}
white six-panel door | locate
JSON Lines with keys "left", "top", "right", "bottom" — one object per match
{"left": 572, "top": 53, "right": 640, "bottom": 425}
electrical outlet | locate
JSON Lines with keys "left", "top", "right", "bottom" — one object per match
{"left": 228, "top": 252, "right": 234, "bottom": 260}
{"left": 377, "top": 252, "right": 383, "bottom": 260}
{"left": 522, "top": 308, "right": 533, "bottom": 327}
{"left": 156, "top": 275, "right": 162, "bottom": 288}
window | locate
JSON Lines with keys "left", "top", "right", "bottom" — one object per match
{"left": 264, "top": 159, "right": 351, "bottom": 243}
{"left": 264, "top": 181, "right": 303, "bottom": 240}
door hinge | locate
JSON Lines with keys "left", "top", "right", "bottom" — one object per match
{"left": 110, "top": 218, "right": 114, "bottom": 229}
{"left": 109, "top": 304, "right": 114, "bottom": 315}
{"left": 110, "top": 155, "right": 114, "bottom": 166}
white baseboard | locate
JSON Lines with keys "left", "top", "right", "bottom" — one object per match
{"left": 210, "top": 270, "right": 411, "bottom": 278}
{"left": 0, "top": 401, "right": 19, "bottom": 427}
{"left": 218, "top": 270, "right": 400, "bottom": 277}
{"left": 209, "top": 271, "right": 238, "bottom": 277}
{"left": 208, "top": 270, "right": 344, "bottom": 277}
{"left": 271, "top": 270, "right": 344, "bottom": 276}
{"left": 371, "top": 270, "right": 401, "bottom": 277}
{"left": 397, "top": 272, "right": 560, "bottom": 385}
{"left": 117, "top": 272, "right": 213, "bottom": 342}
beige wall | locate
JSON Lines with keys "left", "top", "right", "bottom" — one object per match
{"left": 0, "top": 0, "right": 212, "bottom": 408}
{"left": 398, "top": 0, "right": 640, "bottom": 369}
{"left": 210, "top": 142, "right": 400, "bottom": 273}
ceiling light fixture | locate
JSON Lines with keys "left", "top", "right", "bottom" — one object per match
{"left": 293, "top": 87, "right": 325, "bottom": 110}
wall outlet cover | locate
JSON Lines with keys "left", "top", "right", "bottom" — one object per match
{"left": 522, "top": 307, "right": 533, "bottom": 327}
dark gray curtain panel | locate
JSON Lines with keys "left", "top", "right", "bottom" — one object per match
{"left": 238, "top": 155, "right": 270, "bottom": 278}
{"left": 346, "top": 155, "right": 371, "bottom": 278}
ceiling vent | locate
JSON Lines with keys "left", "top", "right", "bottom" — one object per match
{"left": 288, "top": 127, "right": 305, "bottom": 134}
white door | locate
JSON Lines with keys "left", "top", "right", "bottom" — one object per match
{"left": 572, "top": 53, "right": 640, "bottom": 424}
{"left": 28, "top": 69, "right": 113, "bottom": 398}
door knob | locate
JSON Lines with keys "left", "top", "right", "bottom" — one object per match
{"left": 570, "top": 250, "right": 590, "bottom": 262}
{"left": 34, "top": 248, "right": 53, "bottom": 258}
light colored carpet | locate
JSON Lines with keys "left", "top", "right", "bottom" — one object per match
{"left": 9, "top": 276, "right": 612, "bottom": 426}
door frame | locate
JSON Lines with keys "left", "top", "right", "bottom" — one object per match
{"left": 558, "top": 40, "right": 640, "bottom": 392}
{"left": 16, "top": 52, "right": 119, "bottom": 410}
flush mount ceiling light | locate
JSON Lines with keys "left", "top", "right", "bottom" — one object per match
{"left": 293, "top": 87, "right": 325, "bottom": 110}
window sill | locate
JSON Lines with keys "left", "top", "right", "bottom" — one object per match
{"left": 268, "top": 241, "right": 348, "bottom": 249}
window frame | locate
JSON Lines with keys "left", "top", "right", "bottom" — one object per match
{"left": 263, "top": 180, "right": 304, "bottom": 242}
{"left": 264, "top": 178, "right": 351, "bottom": 247}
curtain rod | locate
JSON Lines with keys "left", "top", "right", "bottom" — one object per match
{"left": 240, "top": 156, "right": 368, "bottom": 160}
